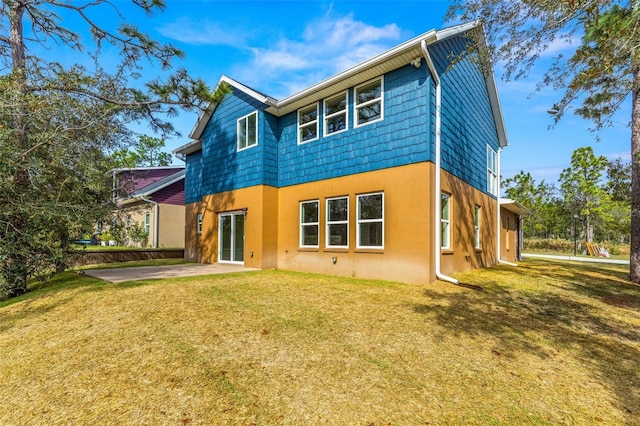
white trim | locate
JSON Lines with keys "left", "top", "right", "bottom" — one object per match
{"left": 487, "top": 145, "right": 498, "bottom": 196}
{"left": 218, "top": 210, "right": 245, "bottom": 264}
{"left": 300, "top": 200, "right": 320, "bottom": 249}
{"left": 237, "top": 111, "right": 258, "bottom": 152}
{"left": 354, "top": 76, "right": 384, "bottom": 128}
{"left": 297, "top": 102, "right": 319, "bottom": 145}
{"left": 326, "top": 196, "right": 349, "bottom": 249}
{"left": 356, "top": 192, "right": 384, "bottom": 249}
{"left": 323, "top": 90, "right": 349, "bottom": 137}
{"left": 474, "top": 205, "right": 481, "bottom": 250}
{"left": 441, "top": 192, "right": 451, "bottom": 250}
{"left": 197, "top": 213, "right": 203, "bottom": 235}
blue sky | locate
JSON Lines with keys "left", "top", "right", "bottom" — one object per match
{"left": 62, "top": 0, "right": 633, "bottom": 185}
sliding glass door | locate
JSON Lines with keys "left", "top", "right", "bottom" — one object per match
{"left": 218, "top": 212, "right": 244, "bottom": 263}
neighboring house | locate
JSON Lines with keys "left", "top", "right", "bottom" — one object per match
{"left": 175, "top": 21, "right": 528, "bottom": 284}
{"left": 111, "top": 166, "right": 185, "bottom": 248}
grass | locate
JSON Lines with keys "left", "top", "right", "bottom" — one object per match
{"left": 1, "top": 259, "right": 639, "bottom": 425}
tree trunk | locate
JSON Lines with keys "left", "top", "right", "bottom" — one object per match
{"left": 630, "top": 64, "right": 640, "bottom": 284}
{"left": 1, "top": 1, "right": 30, "bottom": 297}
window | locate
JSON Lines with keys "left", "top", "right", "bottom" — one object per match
{"left": 326, "top": 197, "right": 349, "bottom": 248}
{"left": 357, "top": 192, "right": 384, "bottom": 249}
{"left": 474, "top": 205, "right": 481, "bottom": 249}
{"left": 487, "top": 146, "right": 498, "bottom": 196}
{"left": 300, "top": 200, "right": 319, "bottom": 248}
{"left": 355, "top": 77, "right": 383, "bottom": 127}
{"left": 441, "top": 193, "right": 451, "bottom": 249}
{"left": 324, "top": 91, "right": 348, "bottom": 136}
{"left": 237, "top": 111, "right": 257, "bottom": 151}
{"left": 298, "top": 103, "right": 318, "bottom": 144}
{"left": 197, "top": 213, "right": 203, "bottom": 234}
{"left": 144, "top": 213, "right": 151, "bottom": 235}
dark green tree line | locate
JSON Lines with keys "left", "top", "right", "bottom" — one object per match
{"left": 447, "top": 0, "right": 640, "bottom": 282}
{"left": 0, "top": 0, "right": 224, "bottom": 298}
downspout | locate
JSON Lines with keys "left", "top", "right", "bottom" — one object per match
{"left": 422, "top": 39, "right": 459, "bottom": 284}
{"left": 141, "top": 196, "right": 159, "bottom": 248}
{"left": 496, "top": 148, "right": 518, "bottom": 266}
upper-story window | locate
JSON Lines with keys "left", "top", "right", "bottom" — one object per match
{"left": 487, "top": 145, "right": 498, "bottom": 196}
{"left": 298, "top": 103, "right": 319, "bottom": 144}
{"left": 237, "top": 111, "right": 258, "bottom": 151}
{"left": 355, "top": 77, "right": 383, "bottom": 127}
{"left": 324, "top": 91, "right": 348, "bottom": 136}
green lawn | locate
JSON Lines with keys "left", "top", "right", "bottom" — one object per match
{"left": 1, "top": 259, "right": 639, "bottom": 424}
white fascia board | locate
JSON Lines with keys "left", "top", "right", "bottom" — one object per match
{"left": 173, "top": 139, "right": 203, "bottom": 156}
{"left": 268, "top": 29, "right": 438, "bottom": 116}
{"left": 500, "top": 198, "right": 531, "bottom": 217}
{"left": 435, "top": 21, "right": 509, "bottom": 148}
{"left": 189, "top": 75, "right": 278, "bottom": 141}
{"left": 106, "top": 165, "right": 185, "bottom": 177}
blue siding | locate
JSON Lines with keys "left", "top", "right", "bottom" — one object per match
{"left": 185, "top": 151, "right": 203, "bottom": 204}
{"left": 428, "top": 36, "right": 501, "bottom": 195}
{"left": 183, "top": 39, "right": 502, "bottom": 201}
{"left": 199, "top": 88, "right": 271, "bottom": 198}
{"left": 278, "top": 64, "right": 431, "bottom": 187}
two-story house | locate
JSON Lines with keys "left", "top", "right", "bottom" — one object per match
{"left": 111, "top": 166, "right": 186, "bottom": 248}
{"left": 175, "top": 21, "right": 525, "bottom": 284}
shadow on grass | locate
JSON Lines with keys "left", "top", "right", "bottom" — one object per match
{"left": 415, "top": 259, "right": 640, "bottom": 423}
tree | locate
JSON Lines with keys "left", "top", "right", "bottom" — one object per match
{"left": 110, "top": 135, "right": 173, "bottom": 168}
{"left": 447, "top": 1, "right": 640, "bottom": 283}
{"left": 503, "top": 171, "right": 562, "bottom": 238}
{"left": 559, "top": 147, "right": 608, "bottom": 242}
{"left": 0, "top": 0, "right": 225, "bottom": 298}
{"left": 606, "top": 157, "right": 632, "bottom": 203}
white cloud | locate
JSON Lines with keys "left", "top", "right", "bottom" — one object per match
{"left": 540, "top": 33, "right": 581, "bottom": 57}
{"left": 239, "top": 13, "right": 405, "bottom": 97}
{"left": 158, "top": 17, "right": 246, "bottom": 46}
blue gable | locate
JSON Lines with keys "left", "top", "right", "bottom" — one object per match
{"left": 428, "top": 35, "right": 501, "bottom": 195}
{"left": 194, "top": 88, "right": 277, "bottom": 200}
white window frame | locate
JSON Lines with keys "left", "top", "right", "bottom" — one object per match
{"left": 237, "top": 111, "right": 258, "bottom": 151}
{"left": 326, "top": 196, "right": 349, "bottom": 249}
{"left": 298, "top": 103, "right": 319, "bottom": 144}
{"left": 354, "top": 77, "right": 384, "bottom": 128}
{"left": 356, "top": 192, "right": 384, "bottom": 249}
{"left": 487, "top": 145, "right": 498, "bottom": 196}
{"left": 197, "top": 213, "right": 203, "bottom": 234}
{"left": 474, "top": 205, "right": 481, "bottom": 249}
{"left": 300, "top": 200, "right": 320, "bottom": 249}
{"left": 144, "top": 213, "right": 151, "bottom": 235}
{"left": 441, "top": 193, "right": 451, "bottom": 250}
{"left": 323, "top": 91, "right": 348, "bottom": 137}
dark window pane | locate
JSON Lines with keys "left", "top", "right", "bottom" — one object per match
{"left": 359, "top": 194, "right": 383, "bottom": 220}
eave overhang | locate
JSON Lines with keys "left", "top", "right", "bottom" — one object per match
{"left": 178, "top": 20, "right": 509, "bottom": 154}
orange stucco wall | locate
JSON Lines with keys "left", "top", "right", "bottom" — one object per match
{"left": 185, "top": 185, "right": 278, "bottom": 269}
{"left": 277, "top": 162, "right": 434, "bottom": 284}
{"left": 183, "top": 163, "right": 504, "bottom": 284}
{"left": 500, "top": 209, "right": 520, "bottom": 263}
{"left": 439, "top": 171, "right": 499, "bottom": 276}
